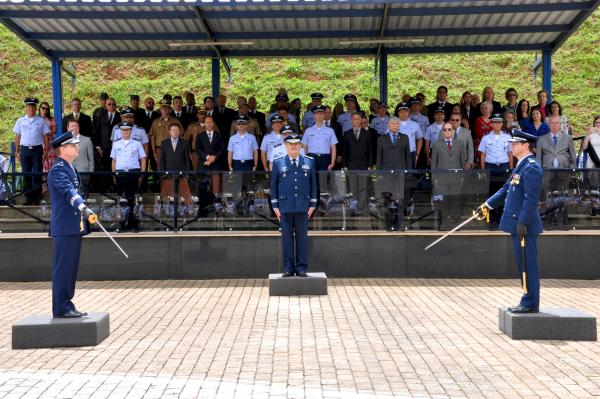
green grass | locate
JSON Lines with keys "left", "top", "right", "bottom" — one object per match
{"left": 1, "top": 10, "right": 599, "bottom": 150}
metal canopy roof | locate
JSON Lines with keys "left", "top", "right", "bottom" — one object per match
{"left": 0, "top": 0, "right": 598, "bottom": 61}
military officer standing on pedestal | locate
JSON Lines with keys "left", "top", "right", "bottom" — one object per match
{"left": 271, "top": 134, "right": 317, "bottom": 277}
{"left": 48, "top": 131, "right": 97, "bottom": 318}
{"left": 477, "top": 129, "right": 543, "bottom": 313}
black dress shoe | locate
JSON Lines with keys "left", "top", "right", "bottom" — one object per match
{"left": 509, "top": 305, "right": 539, "bottom": 313}
{"left": 282, "top": 272, "right": 293, "bottom": 277}
{"left": 296, "top": 272, "right": 308, "bottom": 277}
{"left": 55, "top": 310, "right": 83, "bottom": 318}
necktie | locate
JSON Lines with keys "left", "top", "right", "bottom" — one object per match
{"left": 172, "top": 140, "right": 177, "bottom": 151}
{"left": 147, "top": 111, "right": 152, "bottom": 119}
{"left": 392, "top": 133, "right": 397, "bottom": 145}
{"left": 208, "top": 133, "right": 213, "bottom": 144}
{"left": 553, "top": 135, "right": 558, "bottom": 146}
{"left": 354, "top": 129, "right": 360, "bottom": 140}
{"left": 109, "top": 113, "right": 113, "bottom": 124}
{"left": 447, "top": 140, "right": 452, "bottom": 152}
{"left": 176, "top": 112, "right": 180, "bottom": 118}
{"left": 74, "top": 113, "right": 79, "bottom": 121}
{"left": 292, "top": 159, "right": 297, "bottom": 168}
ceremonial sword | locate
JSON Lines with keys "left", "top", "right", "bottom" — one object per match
{"left": 87, "top": 214, "right": 129, "bottom": 259}
{"left": 424, "top": 206, "right": 489, "bottom": 251}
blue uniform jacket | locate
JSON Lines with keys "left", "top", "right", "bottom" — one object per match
{"left": 487, "top": 154, "right": 543, "bottom": 235}
{"left": 271, "top": 155, "right": 317, "bottom": 213}
{"left": 48, "top": 158, "right": 90, "bottom": 237}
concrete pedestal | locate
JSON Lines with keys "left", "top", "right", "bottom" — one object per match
{"left": 269, "top": 272, "right": 328, "bottom": 296}
{"left": 12, "top": 312, "right": 110, "bottom": 349}
{"left": 499, "top": 307, "right": 596, "bottom": 341}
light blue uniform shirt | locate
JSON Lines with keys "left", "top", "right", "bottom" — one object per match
{"left": 112, "top": 125, "right": 149, "bottom": 145}
{"left": 227, "top": 132, "right": 259, "bottom": 160}
{"left": 398, "top": 119, "right": 423, "bottom": 152}
{"left": 478, "top": 131, "right": 512, "bottom": 164}
{"left": 425, "top": 123, "right": 444, "bottom": 147}
{"left": 371, "top": 116, "right": 390, "bottom": 135}
{"left": 13, "top": 115, "right": 50, "bottom": 146}
{"left": 302, "top": 111, "right": 315, "bottom": 129}
{"left": 337, "top": 111, "right": 354, "bottom": 133}
{"left": 266, "top": 112, "right": 296, "bottom": 128}
{"left": 260, "top": 132, "right": 284, "bottom": 159}
{"left": 302, "top": 123, "right": 338, "bottom": 154}
{"left": 410, "top": 113, "right": 429, "bottom": 137}
{"left": 110, "top": 139, "right": 146, "bottom": 170}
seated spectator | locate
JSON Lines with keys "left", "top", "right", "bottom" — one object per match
{"left": 160, "top": 123, "right": 192, "bottom": 206}
{"left": 522, "top": 107, "right": 550, "bottom": 137}
{"left": 545, "top": 100, "right": 571, "bottom": 135}
{"left": 502, "top": 88, "right": 518, "bottom": 116}
{"left": 516, "top": 99, "right": 531, "bottom": 126}
{"left": 110, "top": 122, "right": 146, "bottom": 231}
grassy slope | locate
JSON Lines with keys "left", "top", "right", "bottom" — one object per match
{"left": 1, "top": 10, "right": 599, "bottom": 150}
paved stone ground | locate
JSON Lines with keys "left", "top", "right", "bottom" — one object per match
{"left": 0, "top": 279, "right": 599, "bottom": 399}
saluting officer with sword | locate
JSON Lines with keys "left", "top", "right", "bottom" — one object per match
{"left": 48, "top": 131, "right": 127, "bottom": 319}
{"left": 427, "top": 129, "right": 543, "bottom": 313}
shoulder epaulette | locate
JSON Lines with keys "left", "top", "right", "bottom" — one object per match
{"left": 528, "top": 158, "right": 536, "bottom": 163}
{"left": 304, "top": 155, "right": 314, "bottom": 160}
{"left": 273, "top": 154, "right": 286, "bottom": 161}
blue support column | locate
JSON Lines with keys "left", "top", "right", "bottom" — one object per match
{"left": 211, "top": 58, "right": 221, "bottom": 100}
{"left": 51, "top": 57, "right": 64, "bottom": 135}
{"left": 379, "top": 53, "right": 388, "bottom": 104}
{"left": 542, "top": 48, "right": 552, "bottom": 101}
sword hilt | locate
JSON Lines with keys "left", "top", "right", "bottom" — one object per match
{"left": 88, "top": 214, "right": 98, "bottom": 224}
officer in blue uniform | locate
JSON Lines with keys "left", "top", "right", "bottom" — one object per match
{"left": 271, "top": 134, "right": 317, "bottom": 277}
{"left": 302, "top": 104, "right": 338, "bottom": 171}
{"left": 48, "top": 131, "right": 97, "bottom": 318}
{"left": 477, "top": 129, "right": 543, "bottom": 313}
{"left": 301, "top": 92, "right": 324, "bottom": 130}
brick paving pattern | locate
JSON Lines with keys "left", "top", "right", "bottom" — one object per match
{"left": 0, "top": 279, "right": 599, "bottom": 398}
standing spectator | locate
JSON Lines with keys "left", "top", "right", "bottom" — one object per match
{"left": 343, "top": 112, "right": 373, "bottom": 213}
{"left": 139, "top": 97, "right": 159, "bottom": 173}
{"left": 290, "top": 98, "right": 302, "bottom": 128}
{"left": 68, "top": 119, "right": 94, "bottom": 198}
{"left": 160, "top": 123, "right": 192, "bottom": 205}
{"left": 324, "top": 105, "right": 344, "bottom": 169}
{"left": 503, "top": 110, "right": 521, "bottom": 132}
{"left": 110, "top": 122, "right": 146, "bottom": 231}
{"left": 536, "top": 115, "right": 576, "bottom": 189}
{"left": 129, "top": 95, "right": 146, "bottom": 126}
{"left": 474, "top": 102, "right": 494, "bottom": 165}
{"left": 302, "top": 93, "right": 324, "bottom": 130}
{"left": 184, "top": 108, "right": 209, "bottom": 171}
{"left": 184, "top": 92, "right": 198, "bottom": 124}
{"left": 427, "top": 86, "right": 454, "bottom": 123}
{"left": 14, "top": 97, "right": 50, "bottom": 205}
{"left": 396, "top": 102, "right": 423, "bottom": 168}
{"left": 248, "top": 96, "right": 267, "bottom": 135}
{"left": 92, "top": 92, "right": 108, "bottom": 135}
{"left": 230, "top": 103, "right": 261, "bottom": 139}
{"left": 409, "top": 98, "right": 429, "bottom": 138}
{"left": 476, "top": 86, "right": 502, "bottom": 116}
{"left": 302, "top": 105, "right": 337, "bottom": 171}
{"left": 535, "top": 90, "right": 552, "bottom": 120}
{"left": 203, "top": 96, "right": 216, "bottom": 117}
{"left": 545, "top": 101, "right": 571, "bottom": 135}
{"left": 425, "top": 108, "right": 446, "bottom": 167}
{"left": 431, "top": 122, "right": 466, "bottom": 227}
{"left": 522, "top": 107, "right": 550, "bottom": 138}
{"left": 261, "top": 115, "right": 285, "bottom": 171}
{"left": 39, "top": 102, "right": 57, "bottom": 182}
{"left": 227, "top": 116, "right": 258, "bottom": 172}
{"left": 332, "top": 103, "right": 344, "bottom": 123}
{"left": 376, "top": 117, "right": 411, "bottom": 170}
{"left": 460, "top": 91, "right": 476, "bottom": 131}
{"left": 112, "top": 108, "right": 149, "bottom": 156}
{"left": 371, "top": 103, "right": 391, "bottom": 136}
{"left": 368, "top": 98, "right": 380, "bottom": 122}
{"left": 196, "top": 116, "right": 225, "bottom": 204}
{"left": 171, "top": 96, "right": 191, "bottom": 131}
{"left": 93, "top": 97, "right": 120, "bottom": 176}
{"left": 337, "top": 94, "right": 360, "bottom": 133}
{"left": 582, "top": 116, "right": 600, "bottom": 189}
{"left": 62, "top": 98, "right": 94, "bottom": 138}
{"left": 150, "top": 100, "right": 183, "bottom": 167}
{"left": 503, "top": 88, "right": 519, "bottom": 116}
{"left": 361, "top": 112, "right": 379, "bottom": 170}
{"left": 516, "top": 99, "right": 531, "bottom": 126}
{"left": 449, "top": 113, "right": 474, "bottom": 170}
{"left": 213, "top": 94, "right": 237, "bottom": 144}
{"left": 266, "top": 94, "right": 297, "bottom": 128}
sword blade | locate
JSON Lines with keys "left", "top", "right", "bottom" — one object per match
{"left": 95, "top": 219, "right": 129, "bottom": 259}
{"left": 425, "top": 214, "right": 477, "bottom": 251}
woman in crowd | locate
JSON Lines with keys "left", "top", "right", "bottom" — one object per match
{"left": 291, "top": 98, "right": 302, "bottom": 125}
{"left": 39, "top": 102, "right": 57, "bottom": 193}
{"left": 545, "top": 100, "right": 571, "bottom": 135}
{"left": 503, "top": 110, "right": 520, "bottom": 132}
{"left": 522, "top": 107, "right": 550, "bottom": 137}
{"left": 460, "top": 91, "right": 475, "bottom": 129}
{"left": 502, "top": 88, "right": 518, "bottom": 115}
{"left": 474, "top": 102, "right": 493, "bottom": 166}
{"left": 535, "top": 89, "right": 552, "bottom": 120}
{"left": 581, "top": 115, "right": 600, "bottom": 188}
{"left": 516, "top": 99, "right": 531, "bottom": 126}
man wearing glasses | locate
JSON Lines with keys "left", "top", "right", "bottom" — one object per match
{"left": 13, "top": 97, "right": 50, "bottom": 205}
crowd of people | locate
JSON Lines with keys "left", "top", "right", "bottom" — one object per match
{"left": 9, "top": 86, "right": 600, "bottom": 229}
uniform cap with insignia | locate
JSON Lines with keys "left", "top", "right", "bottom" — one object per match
{"left": 130, "top": 94, "right": 140, "bottom": 100}
{"left": 396, "top": 102, "right": 410, "bottom": 111}
{"left": 196, "top": 108, "right": 207, "bottom": 114}
{"left": 283, "top": 132, "right": 302, "bottom": 143}
{"left": 311, "top": 104, "right": 326, "bottom": 113}
{"left": 344, "top": 93, "right": 358, "bottom": 103}
{"left": 51, "top": 131, "right": 80, "bottom": 148}
{"left": 509, "top": 128, "right": 538, "bottom": 143}
{"left": 491, "top": 113, "right": 504, "bottom": 122}
{"left": 433, "top": 106, "right": 446, "bottom": 114}
{"left": 159, "top": 99, "right": 171, "bottom": 108}
{"left": 24, "top": 97, "right": 39, "bottom": 105}
{"left": 281, "top": 125, "right": 297, "bottom": 135}
{"left": 378, "top": 102, "right": 388, "bottom": 108}
{"left": 310, "top": 92, "right": 324, "bottom": 100}
{"left": 118, "top": 122, "right": 134, "bottom": 130}
{"left": 235, "top": 115, "right": 249, "bottom": 124}
{"left": 270, "top": 114, "right": 284, "bottom": 124}
{"left": 275, "top": 93, "right": 289, "bottom": 102}
{"left": 409, "top": 97, "right": 421, "bottom": 106}
{"left": 163, "top": 93, "right": 172, "bottom": 101}
{"left": 120, "top": 108, "right": 135, "bottom": 116}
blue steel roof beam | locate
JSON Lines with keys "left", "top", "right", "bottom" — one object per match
{"left": 551, "top": 0, "right": 600, "bottom": 52}
{"left": 374, "top": 3, "right": 392, "bottom": 79}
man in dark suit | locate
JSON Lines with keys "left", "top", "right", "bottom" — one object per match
{"left": 376, "top": 117, "right": 411, "bottom": 170}
{"left": 343, "top": 112, "right": 373, "bottom": 214}
{"left": 427, "top": 85, "right": 454, "bottom": 123}
{"left": 195, "top": 116, "right": 225, "bottom": 214}
{"left": 213, "top": 94, "right": 237, "bottom": 145}
{"left": 62, "top": 98, "right": 94, "bottom": 138}
{"left": 171, "top": 96, "right": 191, "bottom": 131}
{"left": 248, "top": 96, "right": 266, "bottom": 135}
{"left": 159, "top": 122, "right": 192, "bottom": 205}
{"left": 129, "top": 94, "right": 146, "bottom": 126}
{"left": 92, "top": 98, "right": 120, "bottom": 191}
{"left": 184, "top": 92, "right": 198, "bottom": 124}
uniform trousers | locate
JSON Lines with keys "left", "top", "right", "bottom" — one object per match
{"left": 52, "top": 235, "right": 82, "bottom": 316}
{"left": 511, "top": 234, "right": 540, "bottom": 310}
{"left": 307, "top": 153, "right": 330, "bottom": 208}
{"left": 280, "top": 212, "right": 309, "bottom": 274}
{"left": 19, "top": 145, "right": 43, "bottom": 204}
{"left": 232, "top": 160, "right": 254, "bottom": 171}
{"left": 116, "top": 169, "right": 141, "bottom": 226}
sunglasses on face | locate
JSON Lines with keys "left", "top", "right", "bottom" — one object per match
{"left": 40, "top": 107, "right": 49, "bottom": 110}
{"left": 442, "top": 128, "right": 453, "bottom": 131}
{"left": 450, "top": 119, "right": 461, "bottom": 122}
{"left": 107, "top": 103, "right": 115, "bottom": 106}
